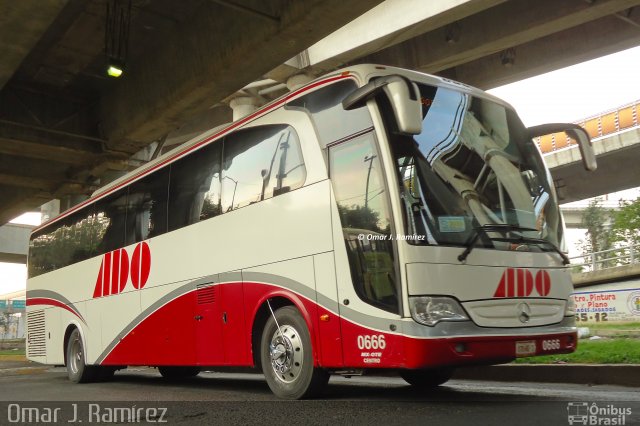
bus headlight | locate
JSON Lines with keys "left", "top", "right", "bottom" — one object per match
{"left": 565, "top": 296, "right": 576, "bottom": 316}
{"left": 409, "top": 296, "right": 469, "bottom": 326}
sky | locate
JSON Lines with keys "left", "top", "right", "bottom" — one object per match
{"left": 2, "top": 46, "right": 640, "bottom": 296}
{"left": 488, "top": 46, "right": 640, "bottom": 258}
{"left": 488, "top": 46, "right": 640, "bottom": 126}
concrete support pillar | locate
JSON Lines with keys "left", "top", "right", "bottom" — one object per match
{"left": 59, "top": 195, "right": 88, "bottom": 213}
{"left": 229, "top": 97, "right": 259, "bottom": 121}
{"left": 40, "top": 200, "right": 60, "bottom": 223}
{"left": 286, "top": 74, "right": 313, "bottom": 91}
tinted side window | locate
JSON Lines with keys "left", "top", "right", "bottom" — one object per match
{"left": 92, "top": 189, "right": 128, "bottom": 255}
{"left": 287, "top": 80, "right": 373, "bottom": 147}
{"left": 168, "top": 142, "right": 222, "bottom": 232}
{"left": 329, "top": 132, "right": 398, "bottom": 314}
{"left": 28, "top": 208, "right": 95, "bottom": 278}
{"left": 125, "top": 167, "right": 170, "bottom": 244}
{"left": 222, "top": 125, "right": 305, "bottom": 212}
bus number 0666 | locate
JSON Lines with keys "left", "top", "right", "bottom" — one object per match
{"left": 357, "top": 335, "right": 386, "bottom": 350}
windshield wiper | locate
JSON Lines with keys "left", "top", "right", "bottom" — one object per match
{"left": 458, "top": 224, "right": 531, "bottom": 262}
{"left": 490, "top": 234, "right": 570, "bottom": 265}
{"left": 457, "top": 224, "right": 569, "bottom": 265}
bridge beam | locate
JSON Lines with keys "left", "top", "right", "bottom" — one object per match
{"left": 0, "top": 1, "right": 68, "bottom": 92}
{"left": 548, "top": 128, "right": 640, "bottom": 203}
{"left": 359, "top": 0, "right": 640, "bottom": 78}
{"left": 0, "top": 223, "right": 33, "bottom": 264}
{"left": 447, "top": 12, "right": 640, "bottom": 89}
{"left": 99, "top": 0, "right": 383, "bottom": 152}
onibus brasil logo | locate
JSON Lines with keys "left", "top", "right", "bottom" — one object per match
{"left": 567, "top": 402, "right": 632, "bottom": 425}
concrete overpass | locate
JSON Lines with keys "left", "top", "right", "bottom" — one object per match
{"left": 1, "top": 0, "right": 640, "bottom": 225}
{"left": 548, "top": 128, "right": 640, "bottom": 203}
{"left": 0, "top": 0, "right": 385, "bottom": 225}
{"left": 278, "top": 0, "right": 640, "bottom": 90}
{"left": 542, "top": 100, "right": 640, "bottom": 204}
{"left": 0, "top": 223, "right": 33, "bottom": 264}
{"left": 561, "top": 207, "right": 593, "bottom": 229}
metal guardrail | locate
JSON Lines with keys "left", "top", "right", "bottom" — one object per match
{"left": 569, "top": 241, "right": 640, "bottom": 272}
{"left": 561, "top": 200, "right": 622, "bottom": 209}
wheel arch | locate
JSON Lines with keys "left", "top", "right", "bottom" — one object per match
{"left": 63, "top": 321, "right": 87, "bottom": 366}
{"left": 250, "top": 291, "right": 318, "bottom": 369}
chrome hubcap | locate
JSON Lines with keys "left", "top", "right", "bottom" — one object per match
{"left": 269, "top": 325, "right": 303, "bottom": 384}
{"left": 69, "top": 337, "right": 82, "bottom": 374}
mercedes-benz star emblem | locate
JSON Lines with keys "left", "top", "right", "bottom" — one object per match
{"left": 517, "top": 302, "right": 531, "bottom": 324}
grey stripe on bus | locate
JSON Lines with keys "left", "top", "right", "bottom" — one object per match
{"left": 95, "top": 272, "right": 342, "bottom": 364}
{"left": 242, "top": 271, "right": 316, "bottom": 301}
{"left": 26, "top": 289, "right": 85, "bottom": 321}
{"left": 95, "top": 271, "right": 405, "bottom": 364}
{"left": 245, "top": 272, "right": 400, "bottom": 334}
{"left": 96, "top": 273, "right": 246, "bottom": 363}
{"left": 95, "top": 280, "right": 196, "bottom": 364}
{"left": 220, "top": 271, "right": 242, "bottom": 283}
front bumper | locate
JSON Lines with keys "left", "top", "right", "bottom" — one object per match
{"left": 401, "top": 330, "right": 577, "bottom": 369}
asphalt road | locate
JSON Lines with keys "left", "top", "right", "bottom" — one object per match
{"left": 1, "top": 365, "right": 639, "bottom": 425}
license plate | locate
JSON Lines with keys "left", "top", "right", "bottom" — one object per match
{"left": 515, "top": 340, "right": 536, "bottom": 357}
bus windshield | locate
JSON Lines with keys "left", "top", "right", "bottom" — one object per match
{"left": 391, "top": 83, "right": 563, "bottom": 254}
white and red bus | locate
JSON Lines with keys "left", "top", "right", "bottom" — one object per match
{"left": 26, "top": 64, "right": 596, "bottom": 399}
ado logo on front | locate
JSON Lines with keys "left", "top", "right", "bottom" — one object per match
{"left": 493, "top": 268, "right": 551, "bottom": 298}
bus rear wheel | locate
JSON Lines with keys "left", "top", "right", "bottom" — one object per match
{"left": 66, "top": 329, "right": 96, "bottom": 383}
{"left": 400, "top": 368, "right": 453, "bottom": 388}
{"left": 260, "top": 306, "right": 328, "bottom": 399}
{"left": 158, "top": 366, "right": 201, "bottom": 379}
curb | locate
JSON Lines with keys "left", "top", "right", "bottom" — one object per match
{"left": 0, "top": 366, "right": 48, "bottom": 376}
{"left": 453, "top": 364, "right": 640, "bottom": 387}
{"left": 0, "top": 355, "right": 27, "bottom": 362}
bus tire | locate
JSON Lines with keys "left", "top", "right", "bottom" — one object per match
{"left": 260, "top": 306, "right": 328, "bottom": 399}
{"left": 400, "top": 368, "right": 453, "bottom": 388}
{"left": 158, "top": 366, "right": 200, "bottom": 380}
{"left": 66, "top": 328, "right": 96, "bottom": 383}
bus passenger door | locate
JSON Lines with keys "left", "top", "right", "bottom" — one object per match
{"left": 194, "top": 276, "right": 224, "bottom": 365}
{"left": 328, "top": 131, "right": 403, "bottom": 367}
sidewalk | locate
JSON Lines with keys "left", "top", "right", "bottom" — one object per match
{"left": 453, "top": 364, "right": 640, "bottom": 387}
{"left": 0, "top": 356, "right": 48, "bottom": 376}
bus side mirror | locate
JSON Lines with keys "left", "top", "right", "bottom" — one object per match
{"left": 528, "top": 123, "right": 597, "bottom": 171}
{"left": 343, "top": 75, "right": 422, "bottom": 135}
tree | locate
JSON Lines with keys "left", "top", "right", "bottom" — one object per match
{"left": 337, "top": 204, "right": 385, "bottom": 234}
{"left": 0, "top": 313, "right": 7, "bottom": 340}
{"left": 611, "top": 197, "right": 640, "bottom": 247}
{"left": 578, "top": 198, "right": 614, "bottom": 269}
{"left": 609, "top": 197, "right": 640, "bottom": 266}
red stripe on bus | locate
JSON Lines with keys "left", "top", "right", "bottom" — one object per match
{"left": 118, "top": 249, "right": 129, "bottom": 293}
{"left": 103, "top": 252, "right": 112, "bottom": 297}
{"left": 131, "top": 242, "right": 150, "bottom": 289}
{"left": 97, "top": 281, "right": 576, "bottom": 369}
{"left": 93, "top": 259, "right": 104, "bottom": 298}
{"left": 27, "top": 298, "right": 85, "bottom": 323}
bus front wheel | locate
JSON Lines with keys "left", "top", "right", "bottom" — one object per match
{"left": 260, "top": 306, "right": 328, "bottom": 399}
{"left": 400, "top": 368, "right": 453, "bottom": 388}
